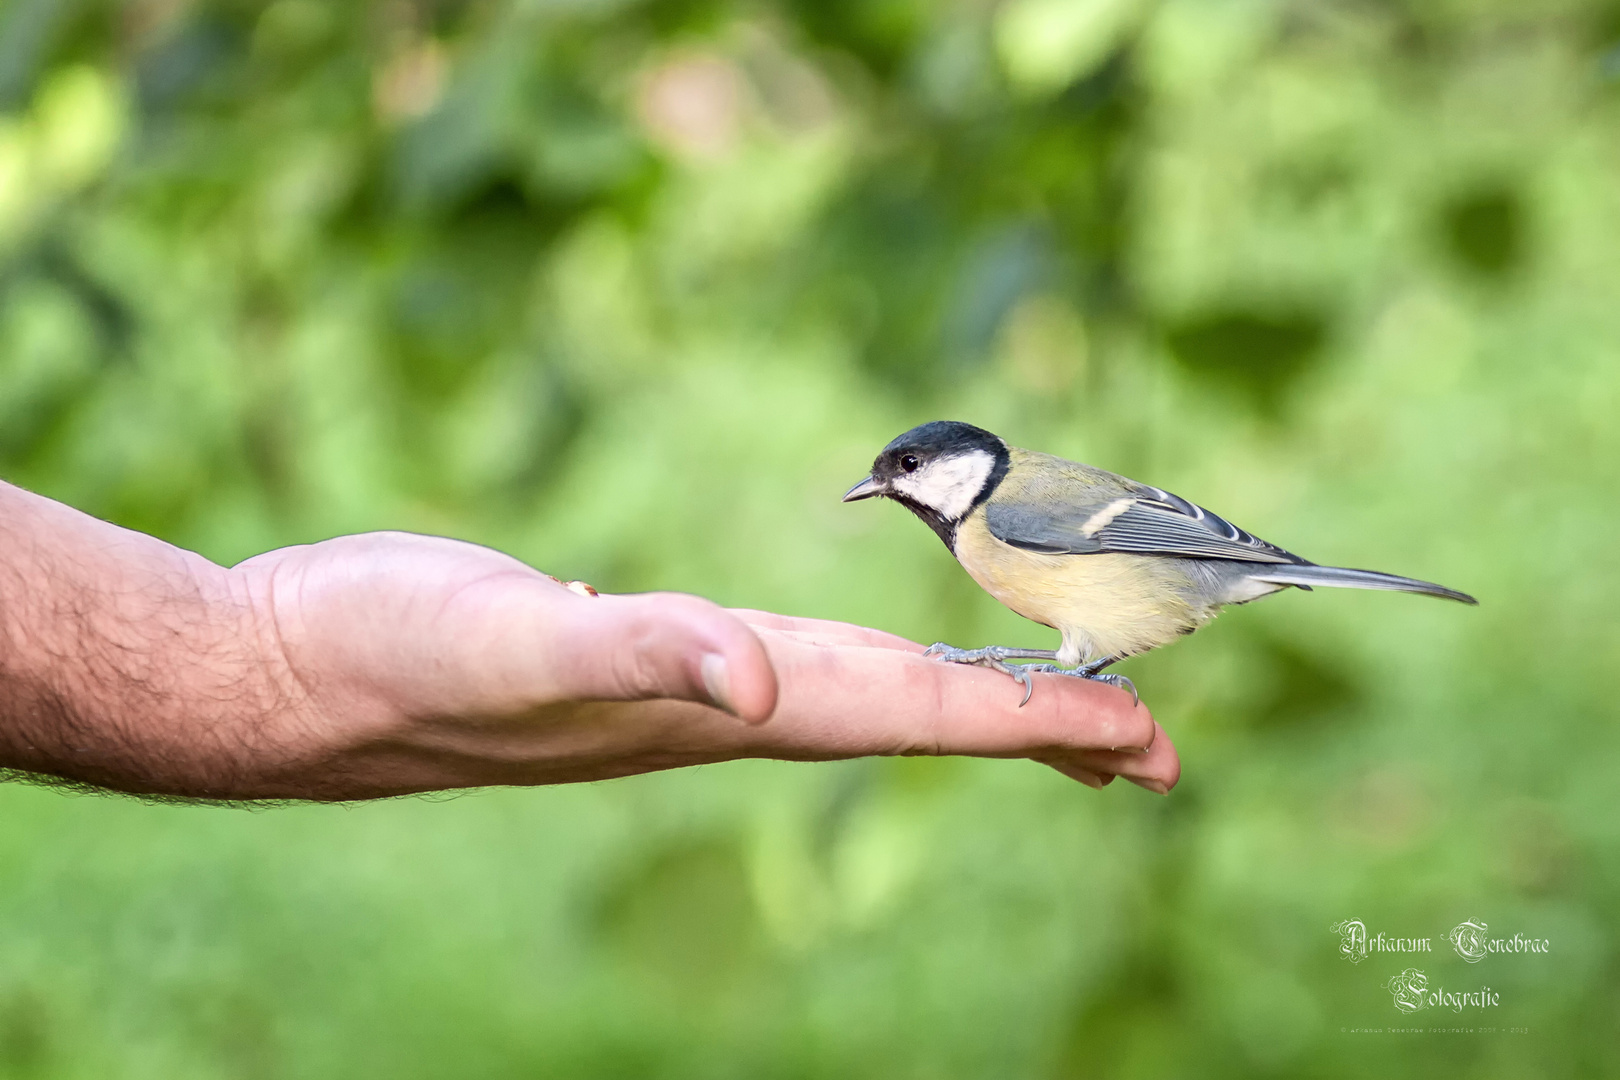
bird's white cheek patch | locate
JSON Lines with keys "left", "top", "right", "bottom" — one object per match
{"left": 892, "top": 450, "right": 995, "bottom": 521}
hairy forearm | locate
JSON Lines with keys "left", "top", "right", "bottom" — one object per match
{"left": 0, "top": 482, "right": 308, "bottom": 797}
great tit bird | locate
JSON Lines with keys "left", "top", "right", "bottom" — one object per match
{"left": 843, "top": 421, "right": 1476, "bottom": 705}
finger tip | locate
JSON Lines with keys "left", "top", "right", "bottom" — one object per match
{"left": 1160, "top": 751, "right": 1181, "bottom": 793}
{"left": 730, "top": 662, "right": 780, "bottom": 724}
{"left": 727, "top": 620, "right": 781, "bottom": 723}
{"left": 705, "top": 623, "right": 779, "bottom": 724}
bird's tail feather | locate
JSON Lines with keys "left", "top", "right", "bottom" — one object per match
{"left": 1250, "top": 564, "right": 1477, "bottom": 605}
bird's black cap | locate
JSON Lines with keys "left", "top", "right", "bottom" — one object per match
{"left": 870, "top": 421, "right": 1006, "bottom": 481}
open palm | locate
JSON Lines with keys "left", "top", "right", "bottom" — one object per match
{"left": 235, "top": 532, "right": 1179, "bottom": 798}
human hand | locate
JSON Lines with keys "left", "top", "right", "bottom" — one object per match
{"left": 240, "top": 532, "right": 1179, "bottom": 799}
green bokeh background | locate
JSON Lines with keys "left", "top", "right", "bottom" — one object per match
{"left": 1, "top": 0, "right": 1617, "bottom": 1074}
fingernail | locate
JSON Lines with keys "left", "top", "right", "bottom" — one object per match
{"left": 700, "top": 653, "right": 739, "bottom": 717}
{"left": 1132, "top": 778, "right": 1170, "bottom": 795}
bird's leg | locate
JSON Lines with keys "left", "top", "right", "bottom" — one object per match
{"left": 1076, "top": 656, "right": 1118, "bottom": 677}
{"left": 1019, "top": 654, "right": 1139, "bottom": 708}
{"left": 922, "top": 644, "right": 1060, "bottom": 706}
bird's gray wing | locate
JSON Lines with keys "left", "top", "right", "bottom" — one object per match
{"left": 985, "top": 483, "right": 1305, "bottom": 564}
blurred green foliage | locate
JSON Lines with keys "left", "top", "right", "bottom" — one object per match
{"left": 2, "top": 0, "right": 1619, "bottom": 1075}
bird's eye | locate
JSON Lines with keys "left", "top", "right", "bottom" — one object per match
{"left": 900, "top": 454, "right": 920, "bottom": 473}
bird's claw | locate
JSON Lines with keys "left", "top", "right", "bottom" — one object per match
{"left": 1014, "top": 666, "right": 1035, "bottom": 708}
{"left": 1092, "top": 672, "right": 1140, "bottom": 708}
{"left": 1013, "top": 664, "right": 1138, "bottom": 708}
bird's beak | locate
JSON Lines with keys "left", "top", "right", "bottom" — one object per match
{"left": 842, "top": 475, "right": 885, "bottom": 502}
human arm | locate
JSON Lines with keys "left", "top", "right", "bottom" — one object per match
{"left": 0, "top": 481, "right": 1178, "bottom": 800}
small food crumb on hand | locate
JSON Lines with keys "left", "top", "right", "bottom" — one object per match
{"left": 545, "top": 575, "right": 600, "bottom": 597}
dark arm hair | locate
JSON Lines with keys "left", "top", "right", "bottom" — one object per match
{"left": 0, "top": 482, "right": 306, "bottom": 797}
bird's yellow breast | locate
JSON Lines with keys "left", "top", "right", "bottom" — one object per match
{"left": 952, "top": 509, "right": 1212, "bottom": 664}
